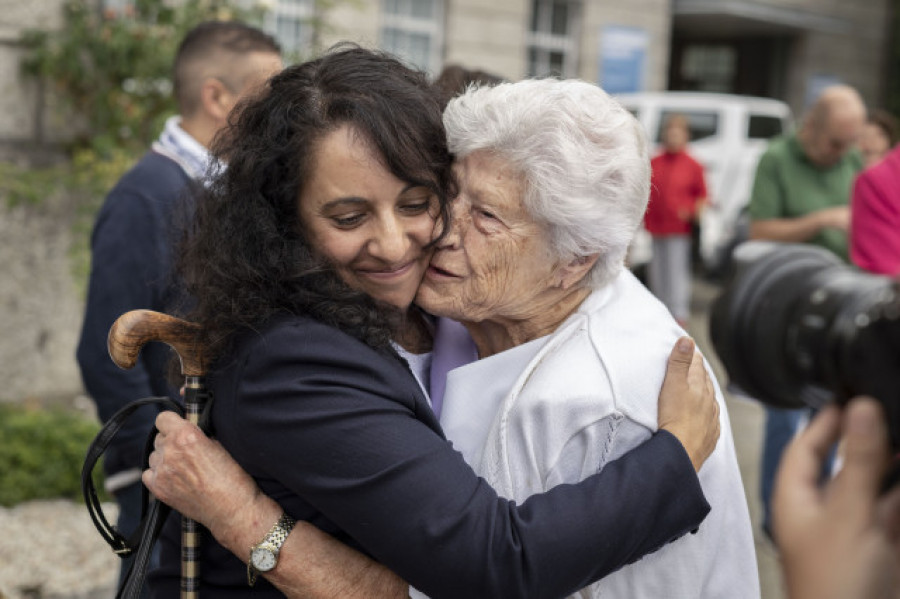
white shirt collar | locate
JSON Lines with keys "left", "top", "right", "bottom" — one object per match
{"left": 151, "top": 115, "right": 217, "bottom": 180}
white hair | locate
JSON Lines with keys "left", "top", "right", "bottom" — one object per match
{"left": 443, "top": 78, "right": 650, "bottom": 289}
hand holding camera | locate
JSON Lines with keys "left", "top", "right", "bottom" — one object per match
{"left": 712, "top": 240, "right": 900, "bottom": 598}
{"left": 774, "top": 397, "right": 900, "bottom": 599}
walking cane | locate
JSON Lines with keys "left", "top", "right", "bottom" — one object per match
{"left": 108, "top": 309, "right": 208, "bottom": 599}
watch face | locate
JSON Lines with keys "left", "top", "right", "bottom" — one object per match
{"left": 251, "top": 546, "right": 277, "bottom": 572}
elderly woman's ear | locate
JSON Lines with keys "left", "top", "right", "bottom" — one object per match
{"left": 556, "top": 254, "right": 600, "bottom": 289}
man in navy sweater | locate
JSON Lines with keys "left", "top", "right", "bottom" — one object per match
{"left": 76, "top": 20, "right": 281, "bottom": 588}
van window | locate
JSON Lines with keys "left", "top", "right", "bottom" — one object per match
{"left": 747, "top": 114, "right": 784, "bottom": 139}
{"left": 656, "top": 110, "right": 719, "bottom": 142}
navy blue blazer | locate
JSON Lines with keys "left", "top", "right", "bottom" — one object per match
{"left": 149, "top": 315, "right": 710, "bottom": 598}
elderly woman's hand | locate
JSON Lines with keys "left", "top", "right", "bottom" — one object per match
{"left": 773, "top": 398, "right": 900, "bottom": 599}
{"left": 142, "top": 411, "right": 260, "bottom": 533}
{"left": 656, "top": 337, "right": 719, "bottom": 472}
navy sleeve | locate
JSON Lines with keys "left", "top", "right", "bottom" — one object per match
{"left": 217, "top": 321, "right": 711, "bottom": 599}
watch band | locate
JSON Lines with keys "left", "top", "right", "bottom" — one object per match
{"left": 247, "top": 512, "right": 296, "bottom": 586}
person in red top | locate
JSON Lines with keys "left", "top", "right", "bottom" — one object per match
{"left": 850, "top": 142, "right": 900, "bottom": 276}
{"left": 644, "top": 114, "right": 708, "bottom": 325}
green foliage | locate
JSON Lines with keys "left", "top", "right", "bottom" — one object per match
{"left": 19, "top": 0, "right": 251, "bottom": 156}
{"left": 0, "top": 404, "right": 107, "bottom": 507}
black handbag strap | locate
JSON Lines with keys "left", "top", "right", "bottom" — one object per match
{"left": 82, "top": 392, "right": 213, "bottom": 598}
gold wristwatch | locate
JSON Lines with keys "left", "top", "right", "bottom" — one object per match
{"left": 248, "top": 512, "right": 296, "bottom": 586}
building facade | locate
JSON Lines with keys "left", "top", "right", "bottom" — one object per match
{"left": 0, "top": 0, "right": 893, "bottom": 159}
{"left": 669, "top": 0, "right": 892, "bottom": 116}
{"left": 281, "top": 0, "right": 891, "bottom": 116}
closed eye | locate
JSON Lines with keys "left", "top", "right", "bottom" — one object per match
{"left": 399, "top": 186, "right": 436, "bottom": 214}
{"left": 332, "top": 213, "right": 365, "bottom": 228}
{"left": 401, "top": 200, "right": 432, "bottom": 214}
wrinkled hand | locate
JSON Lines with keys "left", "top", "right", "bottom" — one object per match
{"left": 774, "top": 398, "right": 900, "bottom": 599}
{"left": 142, "top": 411, "right": 259, "bottom": 532}
{"left": 657, "top": 337, "right": 720, "bottom": 472}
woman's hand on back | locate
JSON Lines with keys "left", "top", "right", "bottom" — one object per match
{"left": 656, "top": 337, "right": 720, "bottom": 472}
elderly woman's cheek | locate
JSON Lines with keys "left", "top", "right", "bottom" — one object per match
{"left": 468, "top": 242, "right": 521, "bottom": 313}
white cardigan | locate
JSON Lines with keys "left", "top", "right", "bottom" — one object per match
{"left": 440, "top": 269, "right": 760, "bottom": 599}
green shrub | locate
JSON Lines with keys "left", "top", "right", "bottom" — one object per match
{"left": 0, "top": 404, "right": 108, "bottom": 507}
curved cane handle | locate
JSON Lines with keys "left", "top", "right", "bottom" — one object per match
{"left": 108, "top": 309, "right": 206, "bottom": 376}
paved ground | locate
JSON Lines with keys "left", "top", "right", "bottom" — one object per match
{"left": 689, "top": 275, "right": 785, "bottom": 599}
{"left": 0, "top": 500, "right": 119, "bottom": 598}
{"left": 0, "top": 274, "right": 786, "bottom": 599}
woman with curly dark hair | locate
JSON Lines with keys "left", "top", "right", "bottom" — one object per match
{"left": 145, "top": 46, "right": 716, "bottom": 598}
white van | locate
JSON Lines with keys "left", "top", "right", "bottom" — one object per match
{"left": 615, "top": 91, "right": 794, "bottom": 277}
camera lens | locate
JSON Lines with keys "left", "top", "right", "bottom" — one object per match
{"left": 710, "top": 241, "right": 840, "bottom": 408}
{"left": 710, "top": 241, "right": 900, "bottom": 447}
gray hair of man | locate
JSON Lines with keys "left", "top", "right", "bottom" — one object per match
{"left": 443, "top": 78, "right": 651, "bottom": 289}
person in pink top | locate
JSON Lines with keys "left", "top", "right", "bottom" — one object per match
{"left": 850, "top": 143, "right": 900, "bottom": 276}
{"left": 644, "top": 114, "right": 708, "bottom": 325}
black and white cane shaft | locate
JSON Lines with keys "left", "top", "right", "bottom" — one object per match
{"left": 181, "top": 376, "right": 207, "bottom": 598}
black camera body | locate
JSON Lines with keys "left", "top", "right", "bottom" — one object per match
{"left": 710, "top": 241, "right": 900, "bottom": 449}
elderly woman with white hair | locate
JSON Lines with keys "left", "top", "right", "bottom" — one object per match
{"left": 422, "top": 78, "right": 759, "bottom": 598}
{"left": 140, "top": 70, "right": 740, "bottom": 597}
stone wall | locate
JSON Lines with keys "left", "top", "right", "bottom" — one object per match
{"left": 0, "top": 193, "right": 86, "bottom": 404}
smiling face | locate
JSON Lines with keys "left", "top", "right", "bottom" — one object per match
{"left": 415, "top": 151, "right": 568, "bottom": 325}
{"left": 299, "top": 125, "right": 439, "bottom": 309}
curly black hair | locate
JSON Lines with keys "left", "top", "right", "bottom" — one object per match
{"left": 175, "top": 45, "right": 454, "bottom": 365}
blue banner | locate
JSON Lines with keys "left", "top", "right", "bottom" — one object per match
{"left": 600, "top": 25, "right": 648, "bottom": 94}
